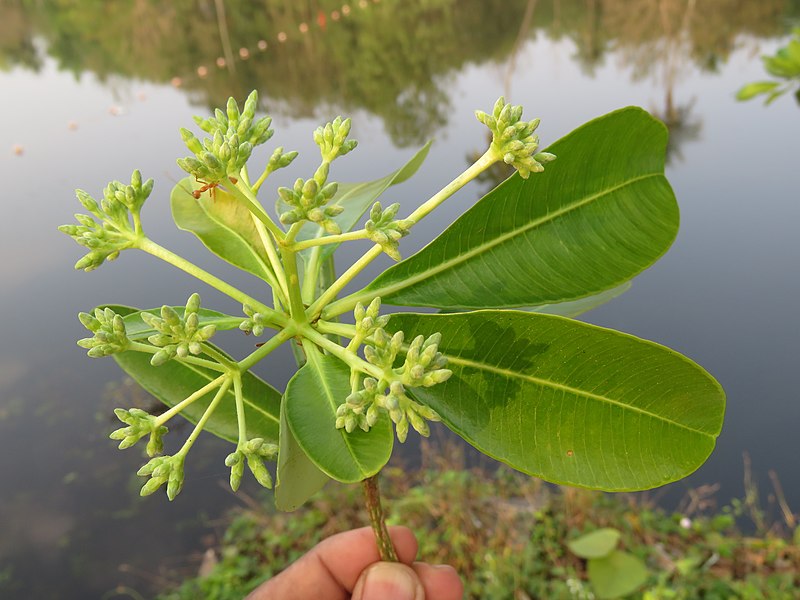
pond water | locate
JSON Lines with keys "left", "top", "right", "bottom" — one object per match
{"left": 1, "top": 0, "right": 799, "bottom": 597}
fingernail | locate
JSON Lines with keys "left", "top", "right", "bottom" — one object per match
{"left": 356, "top": 563, "right": 423, "bottom": 600}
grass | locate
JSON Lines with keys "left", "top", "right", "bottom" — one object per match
{"left": 157, "top": 444, "right": 800, "bottom": 599}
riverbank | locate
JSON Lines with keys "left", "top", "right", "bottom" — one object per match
{"left": 158, "top": 447, "right": 799, "bottom": 599}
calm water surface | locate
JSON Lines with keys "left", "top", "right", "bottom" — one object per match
{"left": 1, "top": 1, "right": 799, "bottom": 597}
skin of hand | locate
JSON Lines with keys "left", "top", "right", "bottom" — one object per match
{"left": 246, "top": 526, "right": 463, "bottom": 600}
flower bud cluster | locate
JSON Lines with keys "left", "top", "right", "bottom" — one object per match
{"left": 277, "top": 167, "right": 343, "bottom": 233}
{"left": 225, "top": 438, "right": 278, "bottom": 491}
{"left": 265, "top": 146, "right": 299, "bottom": 173}
{"left": 365, "top": 202, "right": 413, "bottom": 261}
{"left": 109, "top": 407, "right": 168, "bottom": 457}
{"left": 141, "top": 293, "right": 216, "bottom": 366}
{"left": 59, "top": 170, "right": 152, "bottom": 271}
{"left": 313, "top": 116, "right": 358, "bottom": 163}
{"left": 177, "top": 91, "right": 273, "bottom": 183}
{"left": 239, "top": 304, "right": 269, "bottom": 337}
{"left": 77, "top": 307, "right": 131, "bottom": 357}
{"left": 138, "top": 454, "right": 185, "bottom": 501}
{"left": 476, "top": 97, "right": 556, "bottom": 179}
{"left": 336, "top": 304, "right": 452, "bottom": 442}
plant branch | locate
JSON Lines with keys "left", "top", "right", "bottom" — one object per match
{"left": 311, "top": 149, "right": 499, "bottom": 321}
{"left": 291, "top": 229, "right": 370, "bottom": 251}
{"left": 363, "top": 474, "right": 398, "bottom": 562}
{"left": 300, "top": 325, "right": 382, "bottom": 380}
{"left": 250, "top": 214, "right": 290, "bottom": 305}
{"left": 128, "top": 341, "right": 229, "bottom": 373}
{"left": 226, "top": 178, "right": 286, "bottom": 242}
{"left": 238, "top": 325, "right": 296, "bottom": 371}
{"left": 136, "top": 237, "right": 287, "bottom": 329}
{"left": 178, "top": 377, "right": 232, "bottom": 455}
{"left": 154, "top": 374, "right": 227, "bottom": 428}
{"left": 280, "top": 247, "right": 308, "bottom": 322}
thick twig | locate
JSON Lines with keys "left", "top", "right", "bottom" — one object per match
{"left": 362, "top": 474, "right": 398, "bottom": 562}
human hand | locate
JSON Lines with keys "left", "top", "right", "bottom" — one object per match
{"left": 246, "top": 526, "right": 463, "bottom": 599}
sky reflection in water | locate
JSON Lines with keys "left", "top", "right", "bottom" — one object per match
{"left": 1, "top": 0, "right": 799, "bottom": 596}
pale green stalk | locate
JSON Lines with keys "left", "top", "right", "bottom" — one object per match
{"left": 199, "top": 343, "right": 239, "bottom": 371}
{"left": 128, "top": 341, "right": 229, "bottom": 372}
{"left": 316, "top": 320, "right": 357, "bottom": 340}
{"left": 178, "top": 378, "right": 232, "bottom": 455}
{"left": 291, "top": 229, "right": 370, "bottom": 251}
{"left": 301, "top": 246, "right": 322, "bottom": 303}
{"left": 154, "top": 374, "right": 227, "bottom": 427}
{"left": 238, "top": 325, "right": 296, "bottom": 371}
{"left": 233, "top": 372, "right": 247, "bottom": 447}
{"left": 281, "top": 247, "right": 308, "bottom": 322}
{"left": 300, "top": 325, "right": 383, "bottom": 380}
{"left": 226, "top": 179, "right": 286, "bottom": 242}
{"left": 250, "top": 214, "right": 290, "bottom": 305}
{"left": 136, "top": 237, "right": 287, "bottom": 328}
{"left": 309, "top": 149, "right": 499, "bottom": 321}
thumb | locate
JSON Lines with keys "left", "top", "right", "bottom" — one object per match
{"left": 352, "top": 562, "right": 425, "bottom": 600}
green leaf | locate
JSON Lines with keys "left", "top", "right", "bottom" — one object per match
{"left": 275, "top": 396, "right": 331, "bottom": 511}
{"left": 108, "top": 306, "right": 280, "bottom": 444}
{"left": 736, "top": 81, "right": 780, "bottom": 101}
{"left": 526, "top": 282, "right": 631, "bottom": 318}
{"left": 587, "top": 551, "right": 648, "bottom": 599}
{"left": 389, "top": 311, "right": 725, "bottom": 491}
{"left": 122, "top": 306, "right": 242, "bottom": 341}
{"left": 764, "top": 50, "right": 800, "bottom": 79}
{"left": 280, "top": 142, "right": 431, "bottom": 262}
{"left": 356, "top": 108, "right": 678, "bottom": 311}
{"left": 284, "top": 349, "right": 393, "bottom": 483}
{"left": 568, "top": 528, "right": 621, "bottom": 559}
{"left": 171, "top": 177, "right": 274, "bottom": 282}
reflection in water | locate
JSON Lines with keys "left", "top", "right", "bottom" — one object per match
{"left": 2, "top": 0, "right": 796, "bottom": 147}
{"left": 2, "top": 1, "right": 800, "bottom": 598}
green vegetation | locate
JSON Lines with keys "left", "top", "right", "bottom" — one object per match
{"left": 737, "top": 27, "right": 800, "bottom": 105}
{"left": 158, "top": 452, "right": 800, "bottom": 600}
{"left": 3, "top": 0, "right": 798, "bottom": 143}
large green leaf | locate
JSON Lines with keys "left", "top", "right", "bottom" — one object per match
{"left": 568, "top": 528, "right": 621, "bottom": 559}
{"left": 122, "top": 307, "right": 242, "bottom": 341}
{"left": 284, "top": 350, "right": 393, "bottom": 483}
{"left": 588, "top": 551, "right": 648, "bottom": 599}
{"left": 388, "top": 311, "right": 725, "bottom": 491}
{"left": 275, "top": 397, "right": 331, "bottom": 511}
{"left": 278, "top": 142, "right": 431, "bottom": 262}
{"left": 354, "top": 108, "right": 678, "bottom": 311}
{"left": 171, "top": 177, "right": 274, "bottom": 282}
{"left": 108, "top": 306, "right": 280, "bottom": 444}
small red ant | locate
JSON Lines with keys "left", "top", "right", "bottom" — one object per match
{"left": 192, "top": 176, "right": 237, "bottom": 200}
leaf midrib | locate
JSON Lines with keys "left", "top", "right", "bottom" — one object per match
{"left": 445, "top": 353, "right": 713, "bottom": 438}
{"left": 368, "top": 173, "right": 661, "bottom": 300}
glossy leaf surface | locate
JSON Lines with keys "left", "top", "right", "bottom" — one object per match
{"left": 284, "top": 350, "right": 393, "bottom": 483}
{"left": 108, "top": 306, "right": 280, "bottom": 444}
{"left": 275, "top": 397, "right": 331, "bottom": 512}
{"left": 389, "top": 311, "right": 725, "bottom": 491}
{"left": 171, "top": 177, "right": 274, "bottom": 281}
{"left": 359, "top": 108, "right": 678, "bottom": 310}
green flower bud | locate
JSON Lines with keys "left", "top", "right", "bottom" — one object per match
{"left": 478, "top": 97, "right": 554, "bottom": 179}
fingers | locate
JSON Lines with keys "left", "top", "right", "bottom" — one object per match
{"left": 352, "top": 562, "right": 425, "bottom": 600}
{"left": 412, "top": 562, "right": 464, "bottom": 600}
{"left": 245, "top": 526, "right": 418, "bottom": 600}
